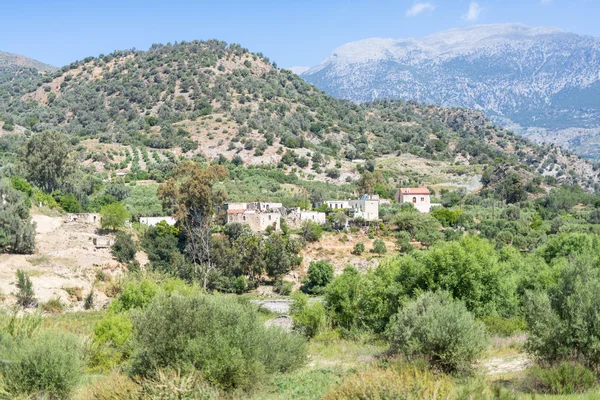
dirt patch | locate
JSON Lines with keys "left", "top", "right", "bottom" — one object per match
{"left": 0, "top": 212, "right": 126, "bottom": 310}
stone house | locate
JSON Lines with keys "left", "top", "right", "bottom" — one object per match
{"left": 227, "top": 210, "right": 281, "bottom": 232}
{"left": 395, "top": 188, "right": 432, "bottom": 213}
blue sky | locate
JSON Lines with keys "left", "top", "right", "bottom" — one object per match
{"left": 0, "top": 0, "right": 598, "bottom": 69}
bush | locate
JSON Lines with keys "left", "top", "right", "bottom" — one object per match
{"left": 324, "top": 363, "right": 454, "bottom": 400}
{"left": 301, "top": 260, "right": 334, "bottom": 295}
{"left": 2, "top": 330, "right": 83, "bottom": 398}
{"left": 15, "top": 270, "right": 36, "bottom": 307}
{"left": 290, "top": 292, "right": 326, "bottom": 338}
{"left": 524, "top": 255, "right": 600, "bottom": 368}
{"left": 301, "top": 220, "right": 323, "bottom": 242}
{"left": 140, "top": 369, "right": 220, "bottom": 399}
{"left": 324, "top": 266, "right": 361, "bottom": 333}
{"left": 109, "top": 279, "right": 159, "bottom": 313}
{"left": 480, "top": 316, "right": 527, "bottom": 337}
{"left": 352, "top": 242, "right": 365, "bottom": 255}
{"left": 112, "top": 231, "right": 137, "bottom": 264}
{"left": 522, "top": 363, "right": 596, "bottom": 395}
{"left": 387, "top": 291, "right": 488, "bottom": 375}
{"left": 274, "top": 279, "right": 293, "bottom": 295}
{"left": 59, "top": 192, "right": 81, "bottom": 213}
{"left": 130, "top": 293, "right": 307, "bottom": 391}
{"left": 372, "top": 239, "right": 387, "bottom": 255}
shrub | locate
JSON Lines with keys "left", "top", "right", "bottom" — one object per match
{"left": 324, "top": 363, "right": 454, "bottom": 400}
{"left": 324, "top": 266, "right": 362, "bottom": 333}
{"left": 130, "top": 293, "right": 307, "bottom": 391}
{"left": 41, "top": 296, "right": 65, "bottom": 314}
{"left": 387, "top": 291, "right": 488, "bottom": 375}
{"left": 59, "top": 192, "right": 81, "bottom": 213}
{"left": 15, "top": 269, "right": 36, "bottom": 307}
{"left": 521, "top": 363, "right": 596, "bottom": 395}
{"left": 112, "top": 231, "right": 137, "bottom": 263}
{"left": 139, "top": 370, "right": 220, "bottom": 399}
{"left": 84, "top": 289, "right": 95, "bottom": 310}
{"left": 301, "top": 220, "right": 323, "bottom": 242}
{"left": 301, "top": 260, "right": 334, "bottom": 295}
{"left": 290, "top": 292, "right": 326, "bottom": 338}
{"left": 274, "top": 279, "right": 293, "bottom": 295}
{"left": 480, "top": 316, "right": 527, "bottom": 337}
{"left": 2, "top": 330, "right": 83, "bottom": 398}
{"left": 352, "top": 242, "right": 365, "bottom": 255}
{"left": 109, "top": 279, "right": 159, "bottom": 313}
{"left": 524, "top": 255, "right": 600, "bottom": 368}
{"left": 372, "top": 239, "right": 387, "bottom": 255}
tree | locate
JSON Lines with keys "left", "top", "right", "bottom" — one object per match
{"left": 301, "top": 260, "right": 334, "bottom": 294}
{"left": 158, "top": 162, "right": 228, "bottom": 288}
{"left": 333, "top": 210, "right": 348, "bottom": 229}
{"left": 524, "top": 255, "right": 600, "bottom": 369}
{"left": 0, "top": 181, "right": 35, "bottom": 254}
{"left": 387, "top": 291, "right": 488, "bottom": 375}
{"left": 22, "top": 131, "right": 75, "bottom": 193}
{"left": 100, "top": 202, "right": 130, "bottom": 231}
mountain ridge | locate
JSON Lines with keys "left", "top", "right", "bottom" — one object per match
{"left": 301, "top": 24, "right": 600, "bottom": 159}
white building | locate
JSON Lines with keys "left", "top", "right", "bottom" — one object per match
{"left": 395, "top": 188, "right": 432, "bottom": 213}
{"left": 140, "top": 216, "right": 177, "bottom": 227}
{"left": 348, "top": 199, "right": 379, "bottom": 221}
{"left": 320, "top": 200, "right": 350, "bottom": 210}
{"left": 300, "top": 211, "right": 327, "bottom": 225}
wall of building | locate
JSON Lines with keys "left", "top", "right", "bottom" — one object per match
{"left": 227, "top": 211, "right": 281, "bottom": 232}
{"left": 349, "top": 200, "right": 379, "bottom": 221}
{"left": 140, "top": 217, "right": 177, "bottom": 227}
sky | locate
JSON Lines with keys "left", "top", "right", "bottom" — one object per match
{"left": 1, "top": 0, "right": 598, "bottom": 69}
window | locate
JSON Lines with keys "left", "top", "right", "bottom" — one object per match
{"left": 243, "top": 216, "right": 246, "bottom": 221}
{"left": 412, "top": 197, "right": 417, "bottom": 203}
{"left": 421, "top": 197, "right": 424, "bottom": 202}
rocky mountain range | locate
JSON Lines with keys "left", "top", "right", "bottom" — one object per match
{"left": 300, "top": 24, "right": 600, "bottom": 159}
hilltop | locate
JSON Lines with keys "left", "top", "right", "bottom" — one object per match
{"left": 0, "top": 51, "right": 56, "bottom": 72}
{"left": 0, "top": 39, "right": 598, "bottom": 190}
{"left": 301, "top": 24, "right": 600, "bottom": 159}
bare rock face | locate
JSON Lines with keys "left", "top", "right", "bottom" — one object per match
{"left": 302, "top": 24, "right": 600, "bottom": 159}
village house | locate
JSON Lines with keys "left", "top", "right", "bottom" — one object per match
{"left": 348, "top": 198, "right": 379, "bottom": 221}
{"left": 284, "top": 208, "right": 327, "bottom": 228}
{"left": 139, "top": 216, "right": 177, "bottom": 227}
{"left": 64, "top": 213, "right": 100, "bottom": 225}
{"left": 395, "top": 188, "right": 432, "bottom": 213}
{"left": 319, "top": 200, "right": 351, "bottom": 210}
{"left": 226, "top": 209, "right": 281, "bottom": 232}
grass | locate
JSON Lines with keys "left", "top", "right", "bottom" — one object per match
{"left": 42, "top": 310, "right": 105, "bottom": 336}
{"left": 255, "top": 368, "right": 346, "bottom": 400}
{"left": 27, "top": 255, "right": 51, "bottom": 266}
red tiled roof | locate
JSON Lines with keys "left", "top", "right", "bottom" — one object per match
{"left": 227, "top": 209, "right": 245, "bottom": 214}
{"left": 400, "top": 188, "right": 430, "bottom": 195}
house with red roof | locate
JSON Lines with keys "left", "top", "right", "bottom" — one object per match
{"left": 395, "top": 188, "right": 432, "bottom": 213}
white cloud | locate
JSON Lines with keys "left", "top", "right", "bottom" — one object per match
{"left": 463, "top": 1, "right": 482, "bottom": 21}
{"left": 406, "top": 2, "right": 436, "bottom": 17}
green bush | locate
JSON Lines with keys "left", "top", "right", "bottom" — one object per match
{"left": 109, "top": 279, "right": 159, "bottom": 312}
{"left": 2, "top": 330, "right": 83, "bottom": 398}
{"left": 274, "top": 279, "right": 293, "bottom": 296}
{"left": 139, "top": 370, "right": 219, "bottom": 399}
{"left": 130, "top": 293, "right": 307, "bottom": 391}
{"left": 522, "top": 363, "right": 596, "bottom": 395}
{"left": 301, "top": 220, "right": 323, "bottom": 242}
{"left": 372, "top": 239, "right": 387, "bottom": 255}
{"left": 112, "top": 231, "right": 137, "bottom": 263}
{"left": 59, "top": 192, "right": 81, "bottom": 213}
{"left": 324, "top": 266, "right": 362, "bottom": 333}
{"left": 15, "top": 270, "right": 36, "bottom": 307}
{"left": 101, "top": 202, "right": 130, "bottom": 231}
{"left": 480, "top": 316, "right": 527, "bottom": 337}
{"left": 352, "top": 242, "right": 365, "bottom": 255}
{"left": 301, "top": 260, "right": 334, "bottom": 295}
{"left": 387, "top": 291, "right": 488, "bottom": 375}
{"left": 524, "top": 255, "right": 600, "bottom": 368}
{"left": 290, "top": 292, "right": 326, "bottom": 338}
